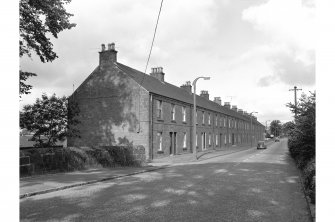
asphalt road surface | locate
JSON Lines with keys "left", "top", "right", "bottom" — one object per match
{"left": 20, "top": 138, "right": 311, "bottom": 222}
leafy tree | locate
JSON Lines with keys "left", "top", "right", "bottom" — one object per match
{"left": 20, "top": 93, "right": 80, "bottom": 147}
{"left": 270, "top": 120, "right": 281, "bottom": 137}
{"left": 286, "top": 91, "right": 315, "bottom": 203}
{"left": 286, "top": 92, "right": 315, "bottom": 163}
{"left": 19, "top": 0, "right": 76, "bottom": 96}
{"left": 282, "top": 121, "right": 295, "bottom": 137}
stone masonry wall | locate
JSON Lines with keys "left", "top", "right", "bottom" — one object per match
{"left": 68, "top": 65, "right": 150, "bottom": 158}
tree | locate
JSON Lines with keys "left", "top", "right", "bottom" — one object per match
{"left": 270, "top": 120, "right": 281, "bottom": 137}
{"left": 20, "top": 93, "right": 80, "bottom": 147}
{"left": 282, "top": 121, "right": 295, "bottom": 137}
{"left": 19, "top": 0, "right": 76, "bottom": 96}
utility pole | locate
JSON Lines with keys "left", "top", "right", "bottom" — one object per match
{"left": 289, "top": 86, "right": 302, "bottom": 118}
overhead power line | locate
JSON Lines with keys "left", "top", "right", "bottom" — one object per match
{"left": 137, "top": 0, "right": 164, "bottom": 133}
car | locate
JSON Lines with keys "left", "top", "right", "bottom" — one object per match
{"left": 257, "top": 141, "right": 267, "bottom": 149}
{"left": 275, "top": 137, "right": 280, "bottom": 142}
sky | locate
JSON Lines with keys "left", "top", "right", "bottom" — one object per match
{"left": 19, "top": 0, "right": 316, "bottom": 125}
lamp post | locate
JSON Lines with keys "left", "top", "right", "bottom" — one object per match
{"left": 250, "top": 111, "right": 258, "bottom": 148}
{"left": 192, "top": 76, "right": 210, "bottom": 160}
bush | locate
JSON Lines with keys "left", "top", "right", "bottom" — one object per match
{"left": 20, "top": 146, "right": 146, "bottom": 177}
{"left": 287, "top": 92, "right": 315, "bottom": 204}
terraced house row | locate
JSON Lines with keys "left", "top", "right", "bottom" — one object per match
{"left": 68, "top": 43, "right": 265, "bottom": 160}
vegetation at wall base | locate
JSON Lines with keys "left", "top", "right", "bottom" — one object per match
{"left": 20, "top": 146, "right": 147, "bottom": 177}
{"left": 286, "top": 91, "right": 315, "bottom": 204}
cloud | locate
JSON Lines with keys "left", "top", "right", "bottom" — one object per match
{"left": 242, "top": 0, "right": 315, "bottom": 87}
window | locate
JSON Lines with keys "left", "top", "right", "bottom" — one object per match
{"left": 228, "top": 119, "right": 231, "bottom": 128}
{"left": 183, "top": 133, "right": 187, "bottom": 148}
{"left": 171, "top": 104, "right": 175, "bottom": 121}
{"left": 216, "top": 134, "right": 218, "bottom": 146}
{"left": 209, "top": 133, "right": 211, "bottom": 146}
{"left": 182, "top": 106, "right": 186, "bottom": 122}
{"left": 157, "top": 100, "right": 163, "bottom": 118}
{"left": 224, "top": 134, "right": 227, "bottom": 144}
{"left": 235, "top": 119, "right": 237, "bottom": 128}
{"left": 215, "top": 115, "right": 218, "bottom": 126}
{"left": 208, "top": 113, "right": 211, "bottom": 125}
{"left": 229, "top": 134, "right": 231, "bottom": 143}
{"left": 224, "top": 117, "right": 226, "bottom": 127}
{"left": 202, "top": 111, "right": 205, "bottom": 124}
{"left": 157, "top": 132, "right": 163, "bottom": 151}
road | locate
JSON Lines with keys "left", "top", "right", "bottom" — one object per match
{"left": 20, "top": 138, "right": 311, "bottom": 222}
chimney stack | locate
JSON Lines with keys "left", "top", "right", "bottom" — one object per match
{"left": 200, "top": 90, "right": 209, "bottom": 100}
{"left": 180, "top": 81, "right": 192, "bottom": 93}
{"left": 224, "top": 102, "right": 231, "bottom": 109}
{"left": 214, "top": 97, "right": 222, "bottom": 105}
{"left": 150, "top": 67, "right": 165, "bottom": 82}
{"left": 99, "top": 42, "right": 117, "bottom": 69}
{"left": 232, "top": 105, "right": 238, "bottom": 112}
{"left": 238, "top": 109, "right": 244, "bottom": 114}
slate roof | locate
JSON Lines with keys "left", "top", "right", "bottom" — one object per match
{"left": 116, "top": 62, "right": 262, "bottom": 125}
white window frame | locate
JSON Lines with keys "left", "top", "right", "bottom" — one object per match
{"left": 202, "top": 111, "right": 205, "bottom": 124}
{"left": 216, "top": 134, "right": 218, "bottom": 146}
{"left": 157, "top": 132, "right": 163, "bottom": 151}
{"left": 224, "top": 134, "right": 227, "bottom": 144}
{"left": 171, "top": 104, "right": 176, "bottom": 121}
{"left": 183, "top": 132, "right": 187, "bottom": 148}
{"left": 215, "top": 115, "right": 218, "bottom": 126}
{"left": 182, "top": 106, "right": 186, "bottom": 122}
{"left": 208, "top": 113, "right": 211, "bottom": 125}
{"left": 229, "top": 134, "right": 231, "bottom": 143}
{"left": 157, "top": 100, "right": 163, "bottom": 118}
{"left": 209, "top": 133, "right": 211, "bottom": 146}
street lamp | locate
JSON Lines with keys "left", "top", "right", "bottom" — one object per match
{"left": 192, "top": 76, "right": 210, "bottom": 160}
{"left": 250, "top": 111, "right": 258, "bottom": 148}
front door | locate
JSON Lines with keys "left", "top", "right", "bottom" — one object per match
{"left": 169, "top": 132, "right": 173, "bottom": 155}
{"left": 202, "top": 133, "right": 206, "bottom": 150}
{"left": 170, "top": 132, "right": 177, "bottom": 155}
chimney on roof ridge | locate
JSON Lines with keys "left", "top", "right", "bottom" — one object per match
{"left": 150, "top": 67, "right": 165, "bottom": 82}
{"left": 180, "top": 81, "right": 192, "bottom": 93}
{"left": 238, "top": 109, "right": 244, "bottom": 114}
{"left": 224, "top": 102, "right": 231, "bottom": 109}
{"left": 232, "top": 105, "right": 238, "bottom": 112}
{"left": 214, "top": 97, "right": 222, "bottom": 105}
{"left": 200, "top": 90, "right": 209, "bottom": 100}
{"left": 99, "top": 42, "right": 117, "bottom": 69}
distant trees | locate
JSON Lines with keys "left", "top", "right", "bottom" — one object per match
{"left": 270, "top": 120, "right": 282, "bottom": 137}
{"left": 20, "top": 93, "right": 80, "bottom": 147}
{"left": 286, "top": 91, "right": 315, "bottom": 203}
{"left": 19, "top": 0, "right": 76, "bottom": 96}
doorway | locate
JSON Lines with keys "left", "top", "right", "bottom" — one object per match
{"left": 169, "top": 132, "right": 177, "bottom": 155}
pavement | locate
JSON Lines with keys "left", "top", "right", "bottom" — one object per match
{"left": 20, "top": 142, "right": 272, "bottom": 199}
{"left": 20, "top": 138, "right": 313, "bottom": 222}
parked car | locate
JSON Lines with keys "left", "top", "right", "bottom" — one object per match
{"left": 274, "top": 137, "right": 280, "bottom": 142}
{"left": 257, "top": 141, "right": 267, "bottom": 149}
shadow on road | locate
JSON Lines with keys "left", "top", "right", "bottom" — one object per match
{"left": 20, "top": 152, "right": 311, "bottom": 222}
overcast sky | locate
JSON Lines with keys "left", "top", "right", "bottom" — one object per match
{"left": 19, "top": 0, "right": 315, "bottom": 125}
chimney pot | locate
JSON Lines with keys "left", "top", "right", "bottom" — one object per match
{"left": 99, "top": 42, "right": 117, "bottom": 68}
{"left": 150, "top": 66, "right": 165, "bottom": 82}
{"left": 111, "top": 42, "right": 115, "bottom": 50}
{"left": 180, "top": 81, "right": 192, "bottom": 93}
{"left": 224, "top": 102, "right": 231, "bottom": 109}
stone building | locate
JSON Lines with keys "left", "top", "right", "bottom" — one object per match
{"left": 68, "top": 43, "right": 265, "bottom": 160}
